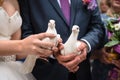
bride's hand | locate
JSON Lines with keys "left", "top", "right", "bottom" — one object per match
{"left": 20, "top": 33, "right": 57, "bottom": 57}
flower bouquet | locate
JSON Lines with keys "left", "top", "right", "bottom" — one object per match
{"left": 105, "top": 18, "right": 120, "bottom": 61}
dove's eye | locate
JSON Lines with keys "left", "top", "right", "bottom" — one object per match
{"left": 77, "top": 27, "right": 79, "bottom": 30}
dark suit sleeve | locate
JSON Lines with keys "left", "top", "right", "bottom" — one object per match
{"left": 81, "top": 5, "right": 107, "bottom": 51}
{"left": 18, "top": 0, "right": 33, "bottom": 39}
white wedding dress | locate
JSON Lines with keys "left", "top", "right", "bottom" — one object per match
{"left": 0, "top": 7, "right": 36, "bottom": 80}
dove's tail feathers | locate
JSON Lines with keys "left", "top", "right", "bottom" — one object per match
{"left": 19, "top": 55, "right": 38, "bottom": 74}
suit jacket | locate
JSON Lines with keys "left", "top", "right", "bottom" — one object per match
{"left": 18, "top": 0, "right": 106, "bottom": 80}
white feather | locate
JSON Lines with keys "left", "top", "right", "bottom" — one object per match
{"left": 20, "top": 19, "right": 59, "bottom": 74}
{"left": 19, "top": 55, "right": 38, "bottom": 74}
{"left": 61, "top": 25, "right": 81, "bottom": 56}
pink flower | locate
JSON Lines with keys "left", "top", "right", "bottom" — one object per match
{"left": 82, "top": 0, "right": 91, "bottom": 4}
{"left": 82, "top": 0, "right": 97, "bottom": 10}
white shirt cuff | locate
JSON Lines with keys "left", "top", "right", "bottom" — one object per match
{"left": 81, "top": 39, "right": 91, "bottom": 53}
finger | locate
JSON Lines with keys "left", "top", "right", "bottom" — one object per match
{"left": 52, "top": 46, "right": 58, "bottom": 53}
{"left": 69, "top": 66, "right": 79, "bottom": 73}
{"left": 65, "top": 57, "right": 80, "bottom": 69}
{"left": 36, "top": 33, "right": 56, "bottom": 39}
{"left": 57, "top": 43, "right": 64, "bottom": 50}
{"left": 69, "top": 64, "right": 79, "bottom": 73}
{"left": 114, "top": 68, "right": 120, "bottom": 73}
{"left": 77, "top": 49, "right": 87, "bottom": 63}
{"left": 57, "top": 53, "right": 77, "bottom": 62}
{"left": 112, "top": 60, "right": 120, "bottom": 68}
{"left": 35, "top": 47, "right": 53, "bottom": 57}
{"left": 34, "top": 40, "right": 55, "bottom": 48}
{"left": 77, "top": 41, "right": 86, "bottom": 51}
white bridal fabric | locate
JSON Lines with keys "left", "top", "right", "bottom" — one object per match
{"left": 0, "top": 7, "right": 36, "bottom": 80}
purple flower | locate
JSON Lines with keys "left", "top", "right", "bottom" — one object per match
{"left": 107, "top": 31, "right": 112, "bottom": 39}
{"left": 113, "top": 44, "right": 120, "bottom": 54}
{"left": 107, "top": 68, "right": 119, "bottom": 79}
{"left": 87, "top": 0, "right": 97, "bottom": 10}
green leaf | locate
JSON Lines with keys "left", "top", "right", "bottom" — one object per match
{"left": 107, "top": 21, "right": 114, "bottom": 31}
{"left": 105, "top": 41, "right": 119, "bottom": 47}
{"left": 111, "top": 36, "right": 119, "bottom": 41}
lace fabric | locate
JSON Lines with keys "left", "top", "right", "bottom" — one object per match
{"left": 0, "top": 55, "right": 16, "bottom": 62}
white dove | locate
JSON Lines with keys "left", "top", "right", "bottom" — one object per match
{"left": 20, "top": 19, "right": 59, "bottom": 74}
{"left": 61, "top": 25, "right": 81, "bottom": 56}
{"left": 42, "top": 19, "right": 58, "bottom": 47}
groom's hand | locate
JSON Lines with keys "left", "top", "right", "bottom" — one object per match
{"left": 55, "top": 53, "right": 79, "bottom": 72}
